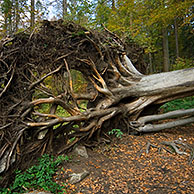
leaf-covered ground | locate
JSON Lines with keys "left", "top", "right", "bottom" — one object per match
{"left": 54, "top": 124, "right": 194, "bottom": 194}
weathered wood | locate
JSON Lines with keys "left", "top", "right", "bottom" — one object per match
{"left": 138, "top": 108, "right": 194, "bottom": 124}
{"left": 112, "top": 66, "right": 194, "bottom": 103}
{"left": 137, "top": 117, "right": 194, "bottom": 132}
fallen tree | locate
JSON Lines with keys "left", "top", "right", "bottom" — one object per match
{"left": 0, "top": 20, "right": 194, "bottom": 185}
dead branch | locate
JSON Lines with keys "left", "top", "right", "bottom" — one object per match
{"left": 137, "top": 108, "right": 194, "bottom": 125}
{"left": 123, "top": 55, "right": 142, "bottom": 76}
{"left": 145, "top": 142, "right": 157, "bottom": 154}
{"left": 0, "top": 65, "right": 15, "bottom": 98}
{"left": 161, "top": 141, "right": 187, "bottom": 155}
{"left": 26, "top": 107, "right": 119, "bottom": 127}
{"left": 6, "top": 127, "right": 27, "bottom": 170}
{"left": 136, "top": 116, "right": 194, "bottom": 132}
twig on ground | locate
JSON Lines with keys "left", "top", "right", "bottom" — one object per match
{"left": 161, "top": 141, "right": 187, "bottom": 155}
{"left": 145, "top": 142, "right": 157, "bottom": 154}
{"left": 189, "top": 149, "right": 194, "bottom": 165}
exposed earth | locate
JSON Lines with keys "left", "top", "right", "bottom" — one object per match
{"left": 53, "top": 124, "right": 194, "bottom": 194}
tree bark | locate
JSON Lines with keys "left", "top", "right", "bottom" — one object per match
{"left": 148, "top": 52, "right": 153, "bottom": 73}
{"left": 174, "top": 17, "right": 179, "bottom": 58}
{"left": 162, "top": 27, "right": 170, "bottom": 72}
{"left": 15, "top": 0, "right": 20, "bottom": 32}
{"left": 111, "top": 0, "right": 116, "bottom": 10}
{"left": 63, "top": 0, "right": 67, "bottom": 18}
{"left": 30, "top": 0, "right": 35, "bottom": 28}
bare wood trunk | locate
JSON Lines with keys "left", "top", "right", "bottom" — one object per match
{"left": 112, "top": 67, "right": 194, "bottom": 102}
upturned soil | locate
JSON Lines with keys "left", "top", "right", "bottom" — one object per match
{"left": 55, "top": 125, "right": 194, "bottom": 194}
{"left": 0, "top": 20, "right": 146, "bottom": 187}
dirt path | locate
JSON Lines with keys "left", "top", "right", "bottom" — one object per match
{"left": 55, "top": 125, "right": 194, "bottom": 194}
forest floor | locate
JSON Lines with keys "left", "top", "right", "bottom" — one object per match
{"left": 54, "top": 124, "right": 194, "bottom": 194}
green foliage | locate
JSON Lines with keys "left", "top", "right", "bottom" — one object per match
{"left": 172, "top": 57, "right": 194, "bottom": 70}
{"left": 0, "top": 154, "right": 69, "bottom": 194}
{"left": 161, "top": 97, "right": 194, "bottom": 113}
{"left": 63, "top": 0, "right": 95, "bottom": 26}
{"left": 95, "top": 0, "right": 112, "bottom": 26}
{"left": 105, "top": 0, "right": 194, "bottom": 72}
{"left": 108, "top": 128, "right": 123, "bottom": 139}
{"left": 72, "top": 30, "right": 86, "bottom": 37}
{"left": 70, "top": 69, "right": 88, "bottom": 93}
{"left": 56, "top": 105, "right": 71, "bottom": 117}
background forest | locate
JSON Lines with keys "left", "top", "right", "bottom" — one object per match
{"left": 0, "top": 0, "right": 194, "bottom": 73}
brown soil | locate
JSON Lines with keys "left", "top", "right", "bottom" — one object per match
{"left": 55, "top": 125, "right": 194, "bottom": 194}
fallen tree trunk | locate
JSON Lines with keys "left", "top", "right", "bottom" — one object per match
{"left": 0, "top": 20, "right": 194, "bottom": 182}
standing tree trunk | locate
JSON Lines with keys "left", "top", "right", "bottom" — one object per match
{"left": 3, "top": 0, "right": 13, "bottom": 35}
{"left": 148, "top": 52, "right": 153, "bottom": 74}
{"left": 111, "top": 0, "right": 116, "bottom": 10}
{"left": 30, "top": 0, "right": 35, "bottom": 28}
{"left": 15, "top": 0, "right": 20, "bottom": 32}
{"left": 63, "top": 0, "right": 67, "bottom": 19}
{"left": 162, "top": 27, "right": 170, "bottom": 72}
{"left": 174, "top": 17, "right": 179, "bottom": 58}
{"left": 4, "top": 13, "right": 8, "bottom": 34}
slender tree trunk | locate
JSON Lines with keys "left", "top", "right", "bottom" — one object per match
{"left": 15, "top": 0, "right": 20, "bottom": 31}
{"left": 162, "top": 27, "right": 170, "bottom": 72}
{"left": 31, "top": 0, "right": 35, "bottom": 28}
{"left": 174, "top": 17, "right": 179, "bottom": 58}
{"left": 63, "top": 0, "right": 67, "bottom": 19}
{"left": 2, "top": 0, "right": 10, "bottom": 35}
{"left": 111, "top": 0, "right": 116, "bottom": 10}
{"left": 148, "top": 52, "right": 153, "bottom": 74}
{"left": 4, "top": 13, "right": 8, "bottom": 35}
{"left": 130, "top": 12, "right": 133, "bottom": 28}
{"left": 70, "top": 0, "right": 76, "bottom": 6}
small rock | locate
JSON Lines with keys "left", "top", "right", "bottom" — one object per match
{"left": 69, "top": 170, "right": 90, "bottom": 184}
{"left": 74, "top": 145, "right": 88, "bottom": 158}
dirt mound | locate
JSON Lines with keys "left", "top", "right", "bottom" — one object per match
{"left": 0, "top": 20, "right": 145, "bottom": 187}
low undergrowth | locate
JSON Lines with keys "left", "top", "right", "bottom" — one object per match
{"left": 108, "top": 128, "right": 124, "bottom": 139}
{"left": 0, "top": 154, "right": 69, "bottom": 194}
{"left": 161, "top": 96, "right": 194, "bottom": 112}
